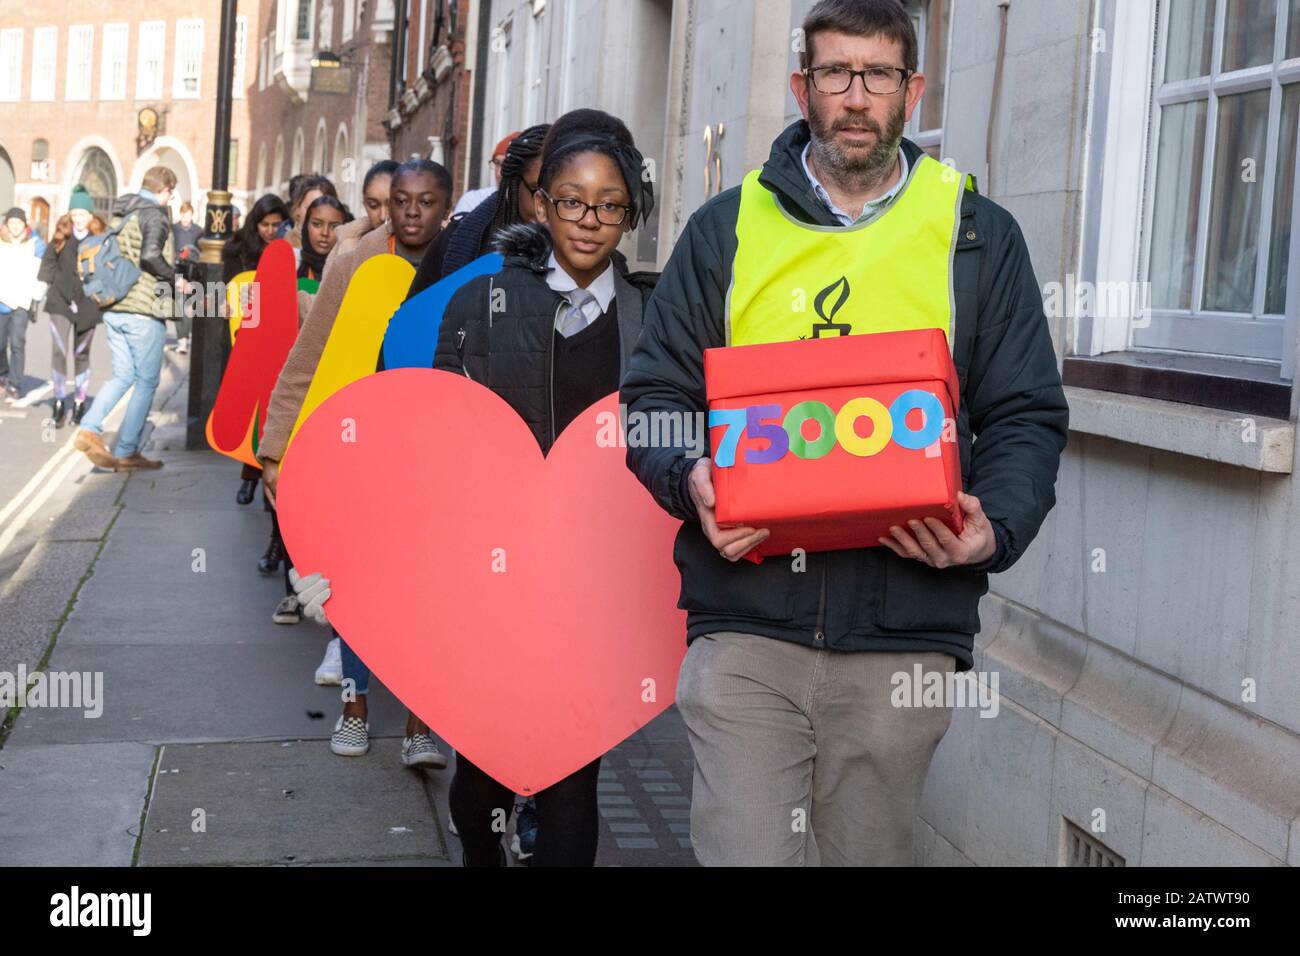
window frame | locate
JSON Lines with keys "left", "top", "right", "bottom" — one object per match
{"left": 0, "top": 28, "right": 23, "bottom": 103}
{"left": 173, "top": 18, "right": 204, "bottom": 100}
{"left": 234, "top": 16, "right": 248, "bottom": 98}
{"left": 30, "top": 26, "right": 56, "bottom": 102}
{"left": 100, "top": 22, "right": 129, "bottom": 101}
{"left": 136, "top": 21, "right": 165, "bottom": 100}
{"left": 1081, "top": 0, "right": 1300, "bottom": 380}
{"left": 297, "top": 0, "right": 315, "bottom": 43}
{"left": 1136, "top": 0, "right": 1300, "bottom": 363}
{"left": 905, "top": 0, "right": 952, "bottom": 157}
{"left": 66, "top": 24, "right": 93, "bottom": 102}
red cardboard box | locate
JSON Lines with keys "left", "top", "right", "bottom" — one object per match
{"left": 704, "top": 328, "right": 963, "bottom": 560}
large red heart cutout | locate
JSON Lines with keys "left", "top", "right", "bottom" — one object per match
{"left": 277, "top": 368, "right": 687, "bottom": 794}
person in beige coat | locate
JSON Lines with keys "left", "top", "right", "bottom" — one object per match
{"left": 260, "top": 158, "right": 453, "bottom": 767}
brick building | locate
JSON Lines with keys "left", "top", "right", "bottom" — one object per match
{"left": 384, "top": 0, "right": 473, "bottom": 203}
{"left": 244, "top": 0, "right": 473, "bottom": 217}
{"left": 0, "top": 2, "right": 268, "bottom": 235}
{"left": 246, "top": 0, "right": 393, "bottom": 214}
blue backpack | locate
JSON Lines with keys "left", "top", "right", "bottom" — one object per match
{"left": 77, "top": 214, "right": 142, "bottom": 308}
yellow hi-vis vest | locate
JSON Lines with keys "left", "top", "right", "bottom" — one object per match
{"left": 725, "top": 154, "right": 972, "bottom": 350}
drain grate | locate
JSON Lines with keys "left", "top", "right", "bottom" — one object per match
{"left": 1063, "top": 818, "right": 1125, "bottom": 867}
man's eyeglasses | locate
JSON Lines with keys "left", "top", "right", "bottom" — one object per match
{"left": 805, "top": 65, "right": 911, "bottom": 96}
{"left": 539, "top": 190, "right": 631, "bottom": 226}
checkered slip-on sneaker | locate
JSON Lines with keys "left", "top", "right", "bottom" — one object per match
{"left": 330, "top": 715, "right": 370, "bottom": 757}
{"left": 272, "top": 595, "right": 301, "bottom": 625}
{"left": 400, "top": 733, "right": 448, "bottom": 769}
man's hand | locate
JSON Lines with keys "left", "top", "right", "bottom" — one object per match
{"left": 687, "top": 457, "right": 770, "bottom": 561}
{"left": 878, "top": 492, "right": 997, "bottom": 569}
{"left": 261, "top": 458, "right": 280, "bottom": 505}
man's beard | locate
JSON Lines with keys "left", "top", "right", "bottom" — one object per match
{"left": 807, "top": 97, "right": 906, "bottom": 192}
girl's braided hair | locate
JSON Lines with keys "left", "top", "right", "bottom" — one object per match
{"left": 485, "top": 123, "right": 550, "bottom": 237}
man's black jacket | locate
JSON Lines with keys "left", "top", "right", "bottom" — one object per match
{"left": 112, "top": 192, "right": 174, "bottom": 282}
{"left": 620, "top": 120, "right": 1069, "bottom": 670}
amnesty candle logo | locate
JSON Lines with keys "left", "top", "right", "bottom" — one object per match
{"left": 50, "top": 886, "right": 151, "bottom": 936}
{"left": 808, "top": 275, "right": 852, "bottom": 338}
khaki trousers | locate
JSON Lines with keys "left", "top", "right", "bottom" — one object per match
{"left": 675, "top": 631, "right": 954, "bottom": 866}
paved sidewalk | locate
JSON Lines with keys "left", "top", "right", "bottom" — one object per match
{"left": 0, "top": 359, "right": 696, "bottom": 867}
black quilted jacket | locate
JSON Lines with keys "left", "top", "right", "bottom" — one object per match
{"left": 432, "top": 221, "right": 657, "bottom": 455}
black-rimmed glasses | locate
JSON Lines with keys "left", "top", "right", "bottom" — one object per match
{"left": 539, "top": 190, "right": 631, "bottom": 226}
{"left": 805, "top": 65, "right": 911, "bottom": 96}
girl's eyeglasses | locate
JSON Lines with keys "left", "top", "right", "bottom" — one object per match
{"left": 539, "top": 190, "right": 631, "bottom": 226}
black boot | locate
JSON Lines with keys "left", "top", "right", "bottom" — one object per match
{"left": 236, "top": 478, "right": 257, "bottom": 505}
{"left": 71, "top": 399, "right": 87, "bottom": 424}
{"left": 51, "top": 399, "right": 68, "bottom": 428}
{"left": 258, "top": 528, "right": 285, "bottom": 575}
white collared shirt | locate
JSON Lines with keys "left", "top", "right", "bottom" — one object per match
{"left": 546, "top": 252, "right": 616, "bottom": 333}
{"left": 800, "top": 142, "right": 910, "bottom": 226}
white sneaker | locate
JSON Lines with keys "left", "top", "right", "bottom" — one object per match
{"left": 400, "top": 733, "right": 448, "bottom": 769}
{"left": 330, "top": 714, "right": 369, "bottom": 756}
{"left": 314, "top": 636, "right": 343, "bottom": 685}
{"left": 176, "top": 336, "right": 190, "bottom": 355}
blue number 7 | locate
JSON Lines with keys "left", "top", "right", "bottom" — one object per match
{"left": 708, "top": 408, "right": 748, "bottom": 468}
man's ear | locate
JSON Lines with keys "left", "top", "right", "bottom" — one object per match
{"left": 902, "top": 72, "right": 927, "bottom": 125}
{"left": 790, "top": 70, "right": 811, "bottom": 121}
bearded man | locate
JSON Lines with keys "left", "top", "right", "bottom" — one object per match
{"left": 622, "top": 0, "right": 1068, "bottom": 866}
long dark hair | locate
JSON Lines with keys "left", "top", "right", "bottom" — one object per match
{"left": 486, "top": 123, "right": 550, "bottom": 238}
{"left": 224, "top": 193, "right": 291, "bottom": 269}
{"left": 363, "top": 160, "right": 400, "bottom": 193}
{"left": 299, "top": 195, "right": 352, "bottom": 278}
{"left": 288, "top": 174, "right": 337, "bottom": 220}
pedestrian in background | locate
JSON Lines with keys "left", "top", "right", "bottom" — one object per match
{"left": 266, "top": 159, "right": 451, "bottom": 766}
{"left": 407, "top": 124, "right": 549, "bottom": 300}
{"left": 262, "top": 192, "right": 353, "bottom": 627}
{"left": 170, "top": 200, "right": 203, "bottom": 355}
{"left": 221, "top": 193, "right": 290, "bottom": 282}
{"left": 73, "top": 165, "right": 177, "bottom": 471}
{"left": 277, "top": 175, "right": 337, "bottom": 256}
{"left": 0, "top": 206, "right": 47, "bottom": 403}
{"left": 221, "top": 195, "right": 291, "bottom": 557}
{"left": 325, "top": 159, "right": 399, "bottom": 268}
{"left": 451, "top": 132, "right": 518, "bottom": 217}
{"left": 38, "top": 185, "right": 105, "bottom": 427}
